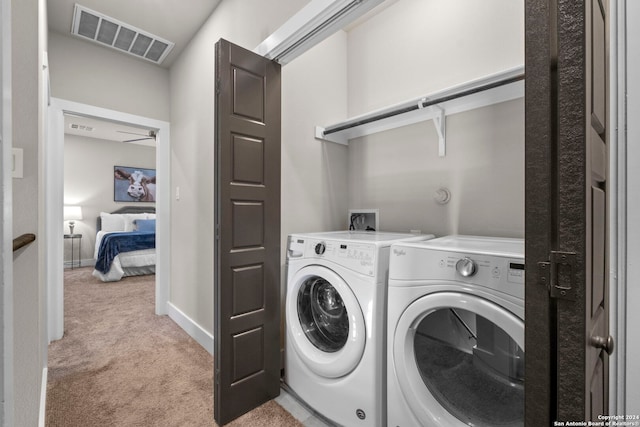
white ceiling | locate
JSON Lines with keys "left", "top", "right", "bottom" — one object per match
{"left": 47, "top": 0, "right": 223, "bottom": 68}
{"left": 64, "top": 114, "right": 157, "bottom": 146}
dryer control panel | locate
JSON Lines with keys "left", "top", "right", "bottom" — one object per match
{"left": 390, "top": 244, "right": 525, "bottom": 300}
{"left": 440, "top": 253, "right": 523, "bottom": 298}
{"left": 287, "top": 236, "right": 378, "bottom": 277}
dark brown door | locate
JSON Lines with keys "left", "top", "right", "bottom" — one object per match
{"left": 214, "top": 38, "right": 281, "bottom": 425}
{"left": 525, "top": 0, "right": 611, "bottom": 423}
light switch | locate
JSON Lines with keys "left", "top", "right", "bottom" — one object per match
{"left": 12, "top": 148, "right": 23, "bottom": 178}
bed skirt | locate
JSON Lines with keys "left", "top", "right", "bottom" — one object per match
{"left": 92, "top": 249, "right": 155, "bottom": 282}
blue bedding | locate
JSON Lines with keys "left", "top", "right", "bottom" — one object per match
{"left": 95, "top": 231, "right": 156, "bottom": 274}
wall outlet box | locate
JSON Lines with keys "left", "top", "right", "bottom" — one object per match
{"left": 348, "top": 209, "right": 379, "bottom": 231}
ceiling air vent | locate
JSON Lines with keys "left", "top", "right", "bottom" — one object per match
{"left": 71, "top": 4, "right": 174, "bottom": 65}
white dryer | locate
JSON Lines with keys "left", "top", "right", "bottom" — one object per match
{"left": 285, "top": 231, "right": 434, "bottom": 427}
{"left": 387, "top": 235, "right": 525, "bottom": 427}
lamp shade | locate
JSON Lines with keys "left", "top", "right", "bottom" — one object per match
{"left": 63, "top": 205, "right": 83, "bottom": 221}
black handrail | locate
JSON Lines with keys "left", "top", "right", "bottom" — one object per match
{"left": 13, "top": 233, "right": 36, "bottom": 252}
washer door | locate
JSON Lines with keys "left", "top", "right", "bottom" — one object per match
{"left": 393, "top": 292, "right": 524, "bottom": 427}
{"left": 287, "top": 265, "right": 366, "bottom": 378}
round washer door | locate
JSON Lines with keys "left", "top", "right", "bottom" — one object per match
{"left": 393, "top": 291, "right": 524, "bottom": 427}
{"left": 287, "top": 265, "right": 366, "bottom": 378}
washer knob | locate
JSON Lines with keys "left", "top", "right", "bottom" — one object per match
{"left": 456, "top": 257, "right": 477, "bottom": 277}
{"left": 315, "top": 242, "right": 326, "bottom": 255}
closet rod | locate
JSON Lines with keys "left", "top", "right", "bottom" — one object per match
{"left": 322, "top": 73, "right": 525, "bottom": 136}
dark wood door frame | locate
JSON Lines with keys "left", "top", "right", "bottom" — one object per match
{"left": 524, "top": 1, "right": 555, "bottom": 423}
{"left": 525, "top": 0, "right": 611, "bottom": 423}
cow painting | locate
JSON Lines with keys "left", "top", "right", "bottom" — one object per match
{"left": 114, "top": 167, "right": 156, "bottom": 202}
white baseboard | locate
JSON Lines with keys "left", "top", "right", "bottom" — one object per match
{"left": 167, "top": 302, "right": 214, "bottom": 355}
{"left": 39, "top": 367, "right": 47, "bottom": 427}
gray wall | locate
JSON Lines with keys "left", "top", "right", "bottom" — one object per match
{"left": 347, "top": 0, "right": 524, "bottom": 117}
{"left": 625, "top": 0, "right": 640, "bottom": 413}
{"left": 11, "top": 0, "right": 47, "bottom": 423}
{"left": 345, "top": 0, "right": 524, "bottom": 238}
{"left": 347, "top": 99, "right": 524, "bottom": 237}
{"left": 63, "top": 134, "right": 156, "bottom": 262}
{"left": 48, "top": 32, "right": 170, "bottom": 122}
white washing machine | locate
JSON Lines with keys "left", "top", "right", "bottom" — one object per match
{"left": 285, "top": 231, "right": 434, "bottom": 427}
{"left": 387, "top": 235, "right": 525, "bottom": 427}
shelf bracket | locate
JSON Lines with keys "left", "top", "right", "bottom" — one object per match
{"left": 433, "top": 106, "right": 446, "bottom": 157}
{"left": 419, "top": 100, "right": 446, "bottom": 157}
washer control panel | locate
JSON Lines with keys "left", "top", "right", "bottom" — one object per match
{"left": 314, "top": 242, "right": 326, "bottom": 255}
{"left": 287, "top": 236, "right": 378, "bottom": 277}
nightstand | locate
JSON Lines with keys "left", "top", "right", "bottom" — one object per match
{"left": 64, "top": 234, "right": 82, "bottom": 269}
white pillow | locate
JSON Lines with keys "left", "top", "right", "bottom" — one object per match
{"left": 100, "top": 212, "right": 125, "bottom": 232}
{"left": 146, "top": 213, "right": 156, "bottom": 220}
{"left": 123, "top": 213, "right": 148, "bottom": 232}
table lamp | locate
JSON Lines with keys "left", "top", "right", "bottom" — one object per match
{"left": 64, "top": 205, "right": 83, "bottom": 234}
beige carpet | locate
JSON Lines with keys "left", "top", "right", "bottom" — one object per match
{"left": 46, "top": 267, "right": 302, "bottom": 427}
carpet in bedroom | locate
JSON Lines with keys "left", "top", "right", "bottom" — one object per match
{"left": 46, "top": 267, "right": 302, "bottom": 427}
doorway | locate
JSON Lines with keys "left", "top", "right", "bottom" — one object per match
{"left": 46, "top": 98, "right": 170, "bottom": 342}
{"left": 62, "top": 114, "right": 157, "bottom": 272}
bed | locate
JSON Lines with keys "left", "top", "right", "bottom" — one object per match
{"left": 92, "top": 206, "right": 156, "bottom": 282}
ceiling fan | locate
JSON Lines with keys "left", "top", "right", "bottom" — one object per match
{"left": 117, "top": 129, "right": 157, "bottom": 143}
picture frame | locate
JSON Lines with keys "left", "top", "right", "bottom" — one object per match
{"left": 114, "top": 166, "right": 157, "bottom": 203}
{"left": 347, "top": 209, "right": 379, "bottom": 231}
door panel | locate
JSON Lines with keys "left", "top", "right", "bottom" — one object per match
{"left": 586, "top": 0, "right": 609, "bottom": 420}
{"left": 590, "top": 355, "right": 605, "bottom": 420}
{"left": 591, "top": 187, "right": 605, "bottom": 317}
{"left": 591, "top": 0, "right": 606, "bottom": 134}
{"left": 215, "top": 38, "right": 281, "bottom": 425}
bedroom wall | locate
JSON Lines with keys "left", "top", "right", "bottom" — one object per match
{"left": 63, "top": 134, "right": 156, "bottom": 264}
{"left": 345, "top": 0, "right": 525, "bottom": 238}
{"left": 169, "top": 0, "right": 349, "bottom": 340}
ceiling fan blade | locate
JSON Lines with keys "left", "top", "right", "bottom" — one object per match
{"left": 124, "top": 137, "right": 154, "bottom": 143}
{"left": 117, "top": 130, "right": 151, "bottom": 136}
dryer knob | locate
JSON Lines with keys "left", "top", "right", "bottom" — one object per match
{"left": 315, "top": 242, "right": 326, "bottom": 255}
{"left": 456, "top": 257, "right": 477, "bottom": 277}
